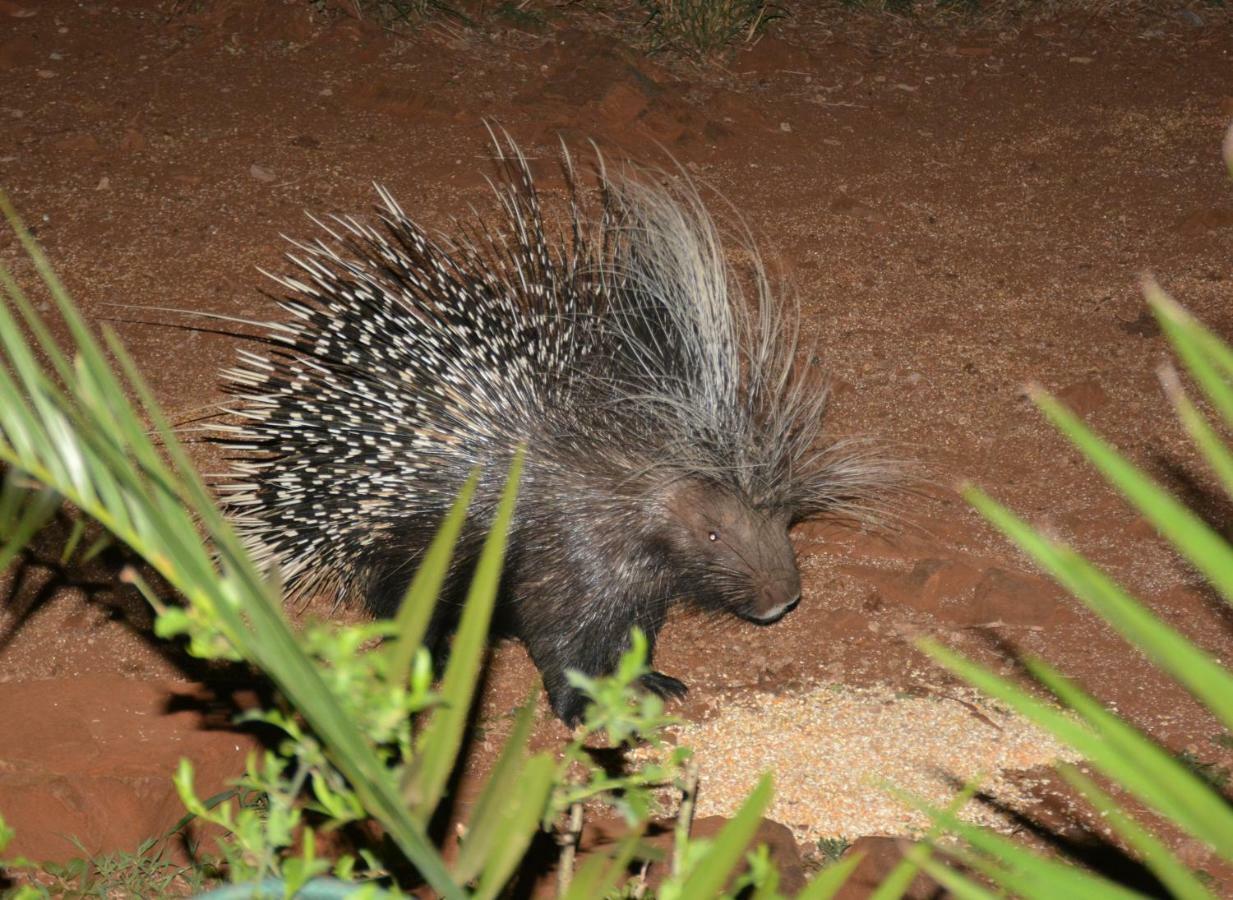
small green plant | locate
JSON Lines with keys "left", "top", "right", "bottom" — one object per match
{"left": 816, "top": 836, "right": 852, "bottom": 864}
{"left": 26, "top": 836, "right": 218, "bottom": 899}
{"left": 556, "top": 629, "right": 691, "bottom": 821}
{"left": 0, "top": 809, "right": 222, "bottom": 899}
{"left": 491, "top": 1, "right": 547, "bottom": 30}
{"left": 341, "top": 0, "right": 471, "bottom": 29}
{"left": 639, "top": 0, "right": 778, "bottom": 57}
{"left": 839, "top": 0, "right": 914, "bottom": 13}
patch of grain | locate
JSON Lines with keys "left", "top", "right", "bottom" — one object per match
{"left": 667, "top": 683, "right": 1080, "bottom": 843}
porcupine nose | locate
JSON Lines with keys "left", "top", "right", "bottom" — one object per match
{"left": 750, "top": 570, "right": 802, "bottom": 624}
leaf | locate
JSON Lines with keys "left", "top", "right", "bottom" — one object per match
{"left": 453, "top": 689, "right": 540, "bottom": 882}
{"left": 1031, "top": 386, "right": 1233, "bottom": 606}
{"left": 561, "top": 827, "right": 648, "bottom": 900}
{"left": 915, "top": 858, "right": 1002, "bottom": 900}
{"left": 404, "top": 448, "right": 525, "bottom": 820}
{"left": 794, "top": 852, "right": 863, "bottom": 900}
{"left": 922, "top": 640, "right": 1233, "bottom": 859}
{"left": 965, "top": 485, "right": 1233, "bottom": 734}
{"left": 676, "top": 773, "right": 773, "bottom": 900}
{"left": 0, "top": 194, "right": 465, "bottom": 899}
{"left": 1058, "top": 764, "right": 1216, "bottom": 900}
{"left": 471, "top": 753, "right": 555, "bottom": 900}
{"left": 0, "top": 472, "right": 58, "bottom": 574}
{"left": 868, "top": 781, "right": 977, "bottom": 900}
{"left": 1150, "top": 284, "right": 1233, "bottom": 430}
{"left": 899, "top": 791, "right": 1142, "bottom": 900}
{"left": 388, "top": 468, "right": 481, "bottom": 687}
{"left": 1158, "top": 365, "right": 1233, "bottom": 500}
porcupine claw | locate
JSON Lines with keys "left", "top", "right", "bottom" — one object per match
{"left": 641, "top": 671, "right": 688, "bottom": 701}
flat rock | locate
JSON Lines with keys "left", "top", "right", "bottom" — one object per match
{"left": 834, "top": 836, "right": 946, "bottom": 899}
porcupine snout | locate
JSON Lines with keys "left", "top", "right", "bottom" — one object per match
{"left": 663, "top": 480, "right": 803, "bottom": 625}
{"left": 747, "top": 561, "right": 801, "bottom": 624}
{"left": 738, "top": 527, "right": 801, "bottom": 624}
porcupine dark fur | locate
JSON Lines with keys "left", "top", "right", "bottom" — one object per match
{"left": 217, "top": 138, "right": 895, "bottom": 725}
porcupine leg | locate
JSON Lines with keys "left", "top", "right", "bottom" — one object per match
{"left": 524, "top": 598, "right": 685, "bottom": 726}
{"left": 641, "top": 671, "right": 687, "bottom": 700}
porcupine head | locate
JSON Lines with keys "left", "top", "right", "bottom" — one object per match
{"left": 219, "top": 141, "right": 892, "bottom": 726}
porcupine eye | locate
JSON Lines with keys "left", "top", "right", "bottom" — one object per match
{"left": 663, "top": 480, "right": 801, "bottom": 624}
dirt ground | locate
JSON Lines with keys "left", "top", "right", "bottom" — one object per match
{"left": 1, "top": 0, "right": 1233, "bottom": 893}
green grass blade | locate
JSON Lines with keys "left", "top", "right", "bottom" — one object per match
{"left": 58, "top": 512, "right": 88, "bottom": 565}
{"left": 0, "top": 196, "right": 161, "bottom": 459}
{"left": 966, "top": 485, "right": 1233, "bottom": 733}
{"left": 471, "top": 753, "right": 556, "bottom": 900}
{"left": 1033, "top": 387, "right": 1233, "bottom": 605}
{"left": 922, "top": 640, "right": 1233, "bottom": 859}
{"left": 902, "top": 795, "right": 1142, "bottom": 900}
{"left": 749, "top": 862, "right": 780, "bottom": 900}
{"left": 1150, "top": 284, "right": 1233, "bottom": 429}
{"left": 677, "top": 773, "right": 773, "bottom": 900}
{"left": 80, "top": 532, "right": 113, "bottom": 563}
{"left": 1029, "top": 657, "right": 1233, "bottom": 858}
{"left": 0, "top": 475, "right": 58, "bottom": 573}
{"left": 1058, "top": 764, "right": 1217, "bottom": 900}
{"left": 1159, "top": 364, "right": 1233, "bottom": 499}
{"left": 388, "top": 468, "right": 480, "bottom": 687}
{"left": 0, "top": 360, "right": 41, "bottom": 464}
{"left": 1225, "top": 122, "right": 1233, "bottom": 176}
{"left": 865, "top": 843, "right": 925, "bottom": 900}
{"left": 0, "top": 469, "right": 32, "bottom": 530}
{"left": 868, "top": 782, "right": 976, "bottom": 900}
{"left": 99, "top": 326, "right": 254, "bottom": 571}
{"left": 0, "top": 276, "right": 223, "bottom": 610}
{"left": 0, "top": 252, "right": 77, "bottom": 391}
{"left": 0, "top": 213, "right": 181, "bottom": 523}
{"left": 915, "top": 860, "right": 1000, "bottom": 900}
{"left": 405, "top": 449, "right": 525, "bottom": 820}
{"left": 0, "top": 283, "right": 77, "bottom": 487}
{"left": 794, "top": 852, "right": 863, "bottom": 900}
{"left": 561, "top": 827, "right": 647, "bottom": 900}
{"left": 453, "top": 689, "right": 540, "bottom": 881}
{"left": 938, "top": 840, "right": 1102, "bottom": 900}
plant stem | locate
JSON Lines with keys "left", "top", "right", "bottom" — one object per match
{"left": 556, "top": 801, "right": 584, "bottom": 896}
{"left": 673, "top": 762, "right": 699, "bottom": 877}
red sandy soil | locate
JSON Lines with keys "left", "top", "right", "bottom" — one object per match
{"left": 1, "top": 0, "right": 1232, "bottom": 893}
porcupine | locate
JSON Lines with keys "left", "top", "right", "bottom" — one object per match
{"left": 217, "top": 139, "right": 892, "bottom": 725}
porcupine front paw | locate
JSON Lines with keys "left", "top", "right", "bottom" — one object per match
{"left": 641, "top": 671, "right": 688, "bottom": 700}
{"left": 549, "top": 685, "right": 590, "bottom": 729}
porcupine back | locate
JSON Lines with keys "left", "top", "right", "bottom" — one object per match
{"left": 218, "top": 141, "right": 892, "bottom": 723}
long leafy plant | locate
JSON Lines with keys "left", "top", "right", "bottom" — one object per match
{"left": 892, "top": 136, "right": 1233, "bottom": 897}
